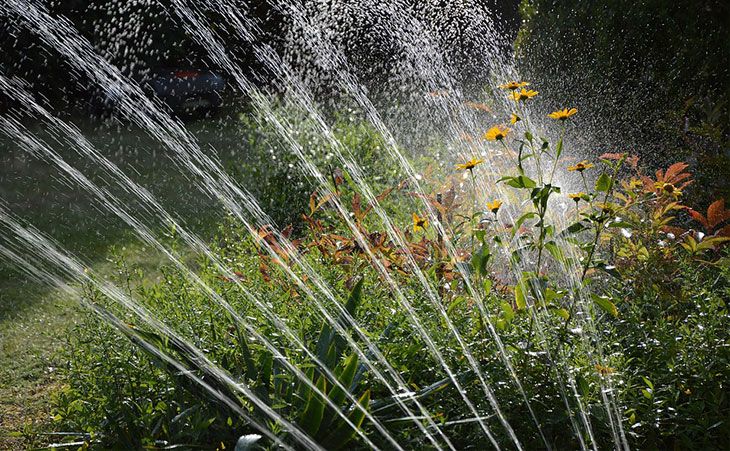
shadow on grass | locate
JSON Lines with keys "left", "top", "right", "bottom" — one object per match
{"left": 0, "top": 114, "right": 247, "bottom": 446}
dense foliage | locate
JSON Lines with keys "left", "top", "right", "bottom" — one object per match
{"left": 51, "top": 86, "right": 730, "bottom": 449}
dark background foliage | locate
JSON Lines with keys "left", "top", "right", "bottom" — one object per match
{"left": 515, "top": 0, "right": 730, "bottom": 203}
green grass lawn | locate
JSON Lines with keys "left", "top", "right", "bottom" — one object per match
{"left": 0, "top": 280, "right": 77, "bottom": 449}
{"left": 0, "top": 114, "right": 247, "bottom": 448}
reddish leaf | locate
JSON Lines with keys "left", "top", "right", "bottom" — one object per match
{"left": 663, "top": 162, "right": 689, "bottom": 182}
{"left": 626, "top": 155, "right": 640, "bottom": 169}
{"left": 599, "top": 152, "right": 625, "bottom": 161}
{"left": 352, "top": 193, "right": 362, "bottom": 220}
{"left": 688, "top": 208, "right": 709, "bottom": 230}
{"left": 332, "top": 167, "right": 344, "bottom": 186}
{"left": 707, "top": 199, "right": 730, "bottom": 230}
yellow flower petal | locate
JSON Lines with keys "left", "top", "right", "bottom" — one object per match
{"left": 498, "top": 81, "right": 529, "bottom": 90}
{"left": 510, "top": 88, "right": 538, "bottom": 101}
{"left": 412, "top": 213, "right": 428, "bottom": 232}
{"left": 548, "top": 107, "right": 578, "bottom": 120}
{"left": 456, "top": 157, "right": 485, "bottom": 170}
{"left": 486, "top": 199, "right": 503, "bottom": 213}
{"left": 483, "top": 125, "right": 511, "bottom": 141}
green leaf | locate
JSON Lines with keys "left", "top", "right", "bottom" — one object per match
{"left": 232, "top": 322, "right": 257, "bottom": 380}
{"left": 447, "top": 296, "right": 467, "bottom": 315}
{"left": 323, "top": 390, "right": 370, "bottom": 450}
{"left": 551, "top": 307, "right": 570, "bottom": 320}
{"left": 513, "top": 212, "right": 537, "bottom": 232}
{"left": 495, "top": 318, "right": 506, "bottom": 330}
{"left": 595, "top": 173, "right": 613, "bottom": 192}
{"left": 321, "top": 353, "right": 360, "bottom": 431}
{"left": 515, "top": 283, "right": 527, "bottom": 310}
{"left": 300, "top": 375, "right": 327, "bottom": 436}
{"left": 499, "top": 175, "right": 537, "bottom": 189}
{"left": 483, "top": 279, "right": 492, "bottom": 296}
{"left": 474, "top": 229, "right": 486, "bottom": 244}
{"left": 328, "top": 361, "right": 356, "bottom": 412}
{"left": 555, "top": 138, "right": 563, "bottom": 159}
{"left": 576, "top": 374, "right": 590, "bottom": 396}
{"left": 315, "top": 323, "right": 335, "bottom": 367}
{"left": 316, "top": 279, "right": 364, "bottom": 367}
{"left": 592, "top": 262, "right": 620, "bottom": 279}
{"left": 559, "top": 221, "right": 588, "bottom": 237}
{"left": 345, "top": 278, "right": 364, "bottom": 318}
{"left": 591, "top": 294, "right": 618, "bottom": 317}
{"left": 544, "top": 241, "right": 565, "bottom": 263}
{"left": 470, "top": 246, "right": 490, "bottom": 276}
{"left": 641, "top": 376, "right": 654, "bottom": 390}
{"left": 501, "top": 301, "right": 515, "bottom": 323}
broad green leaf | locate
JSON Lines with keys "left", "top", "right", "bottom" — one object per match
{"left": 501, "top": 301, "right": 515, "bottom": 322}
{"left": 555, "top": 138, "right": 563, "bottom": 159}
{"left": 345, "top": 278, "right": 364, "bottom": 318}
{"left": 591, "top": 294, "right": 618, "bottom": 317}
{"left": 322, "top": 390, "right": 370, "bottom": 449}
{"left": 515, "top": 284, "right": 527, "bottom": 310}
{"left": 641, "top": 376, "right": 654, "bottom": 390}
{"left": 559, "top": 221, "right": 588, "bottom": 237}
{"left": 576, "top": 374, "right": 590, "bottom": 396}
{"left": 483, "top": 279, "right": 493, "bottom": 296}
{"left": 447, "top": 296, "right": 467, "bottom": 315}
{"left": 551, "top": 307, "right": 570, "bottom": 320}
{"left": 514, "top": 212, "right": 537, "bottom": 232}
{"left": 470, "top": 246, "right": 490, "bottom": 276}
{"left": 474, "top": 229, "right": 486, "bottom": 244}
{"left": 544, "top": 241, "right": 565, "bottom": 263}
{"left": 495, "top": 318, "right": 506, "bottom": 330}
{"left": 321, "top": 353, "right": 360, "bottom": 431}
{"left": 595, "top": 173, "right": 613, "bottom": 192}
{"left": 499, "top": 175, "right": 537, "bottom": 189}
{"left": 300, "top": 375, "right": 327, "bottom": 436}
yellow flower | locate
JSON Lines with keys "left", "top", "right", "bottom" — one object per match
{"left": 548, "top": 108, "right": 578, "bottom": 121}
{"left": 486, "top": 199, "right": 503, "bottom": 214}
{"left": 567, "top": 160, "right": 594, "bottom": 172}
{"left": 510, "top": 113, "right": 521, "bottom": 124}
{"left": 499, "top": 81, "right": 529, "bottom": 90}
{"left": 412, "top": 213, "right": 428, "bottom": 232}
{"left": 568, "top": 192, "right": 585, "bottom": 203}
{"left": 456, "top": 157, "right": 485, "bottom": 171}
{"left": 595, "top": 364, "right": 615, "bottom": 376}
{"left": 596, "top": 203, "right": 614, "bottom": 214}
{"left": 510, "top": 88, "right": 538, "bottom": 101}
{"left": 483, "top": 125, "right": 511, "bottom": 141}
{"left": 655, "top": 181, "right": 682, "bottom": 197}
{"left": 629, "top": 179, "right": 643, "bottom": 190}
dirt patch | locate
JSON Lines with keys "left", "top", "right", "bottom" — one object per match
{"left": 0, "top": 377, "right": 64, "bottom": 450}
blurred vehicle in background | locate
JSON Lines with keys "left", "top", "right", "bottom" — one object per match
{"left": 95, "top": 68, "right": 226, "bottom": 118}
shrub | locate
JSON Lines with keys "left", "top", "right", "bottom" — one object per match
{"left": 55, "top": 84, "right": 729, "bottom": 449}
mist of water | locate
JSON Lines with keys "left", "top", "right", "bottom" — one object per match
{"left": 0, "top": 1, "right": 630, "bottom": 449}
